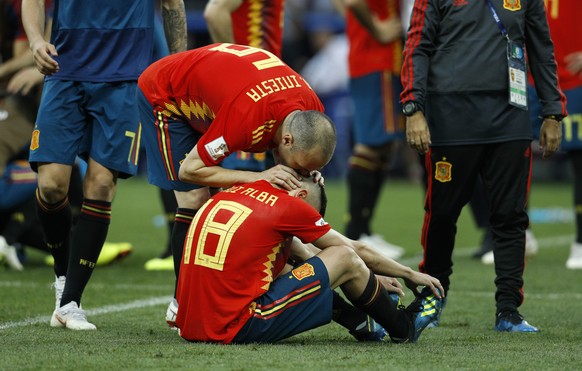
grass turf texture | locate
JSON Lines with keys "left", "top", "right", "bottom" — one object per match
{"left": 1, "top": 175, "right": 581, "bottom": 370}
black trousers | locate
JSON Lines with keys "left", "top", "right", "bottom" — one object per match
{"left": 420, "top": 140, "right": 531, "bottom": 314}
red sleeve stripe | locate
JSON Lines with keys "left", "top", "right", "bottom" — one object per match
{"left": 401, "top": 0, "right": 429, "bottom": 103}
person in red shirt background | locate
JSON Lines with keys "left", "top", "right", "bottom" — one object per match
{"left": 341, "top": 0, "right": 406, "bottom": 260}
{"left": 528, "top": 0, "right": 582, "bottom": 269}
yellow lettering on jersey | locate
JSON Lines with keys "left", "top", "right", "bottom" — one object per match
{"left": 245, "top": 74, "right": 303, "bottom": 103}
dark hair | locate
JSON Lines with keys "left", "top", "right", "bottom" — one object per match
{"left": 302, "top": 176, "right": 327, "bottom": 218}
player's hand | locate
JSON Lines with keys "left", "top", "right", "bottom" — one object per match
{"left": 564, "top": 51, "right": 582, "bottom": 77}
{"left": 309, "top": 170, "right": 325, "bottom": 187}
{"left": 403, "top": 271, "right": 444, "bottom": 299}
{"left": 372, "top": 16, "right": 402, "bottom": 44}
{"left": 377, "top": 275, "right": 404, "bottom": 297}
{"left": 29, "top": 39, "right": 59, "bottom": 75}
{"left": 261, "top": 164, "right": 302, "bottom": 190}
{"left": 7, "top": 67, "right": 44, "bottom": 95}
{"left": 406, "top": 111, "right": 431, "bottom": 154}
{"left": 539, "top": 118, "right": 562, "bottom": 159}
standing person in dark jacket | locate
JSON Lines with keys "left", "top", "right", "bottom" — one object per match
{"left": 400, "top": 0, "right": 566, "bottom": 332}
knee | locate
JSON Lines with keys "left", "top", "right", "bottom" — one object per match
{"left": 334, "top": 245, "right": 368, "bottom": 277}
{"left": 83, "top": 172, "right": 117, "bottom": 201}
{"left": 37, "top": 175, "right": 69, "bottom": 203}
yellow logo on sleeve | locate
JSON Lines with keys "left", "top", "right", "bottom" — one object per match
{"left": 30, "top": 129, "right": 40, "bottom": 150}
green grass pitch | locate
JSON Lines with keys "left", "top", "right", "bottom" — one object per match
{"left": 1, "top": 174, "right": 581, "bottom": 370}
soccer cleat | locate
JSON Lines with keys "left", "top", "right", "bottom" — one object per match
{"left": 392, "top": 288, "right": 442, "bottom": 343}
{"left": 358, "top": 234, "right": 404, "bottom": 260}
{"left": 481, "top": 228, "right": 538, "bottom": 265}
{"left": 45, "top": 242, "right": 133, "bottom": 267}
{"left": 494, "top": 311, "right": 539, "bottom": 333}
{"left": 350, "top": 315, "right": 387, "bottom": 342}
{"left": 52, "top": 275, "right": 66, "bottom": 311}
{"left": 51, "top": 302, "right": 96, "bottom": 330}
{"left": 144, "top": 255, "right": 174, "bottom": 271}
{"left": 565, "top": 242, "right": 582, "bottom": 270}
{"left": 425, "top": 296, "right": 447, "bottom": 329}
{"left": 166, "top": 298, "right": 178, "bottom": 329}
{"left": 0, "top": 236, "right": 24, "bottom": 271}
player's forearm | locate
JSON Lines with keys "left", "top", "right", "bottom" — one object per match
{"left": 21, "top": 0, "right": 46, "bottom": 47}
{"left": 179, "top": 163, "right": 260, "bottom": 188}
{"left": 353, "top": 240, "right": 414, "bottom": 279}
{"left": 162, "top": 0, "right": 188, "bottom": 53}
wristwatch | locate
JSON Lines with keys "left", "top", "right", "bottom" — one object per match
{"left": 543, "top": 114, "right": 563, "bottom": 122}
{"left": 402, "top": 101, "right": 421, "bottom": 116}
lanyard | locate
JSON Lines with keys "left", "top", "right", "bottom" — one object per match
{"left": 486, "top": 0, "right": 509, "bottom": 40}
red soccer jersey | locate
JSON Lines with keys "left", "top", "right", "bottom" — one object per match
{"left": 175, "top": 180, "right": 331, "bottom": 343}
{"left": 232, "top": 0, "right": 284, "bottom": 57}
{"left": 544, "top": 0, "right": 582, "bottom": 90}
{"left": 346, "top": 0, "right": 402, "bottom": 78}
{"left": 138, "top": 43, "right": 324, "bottom": 166}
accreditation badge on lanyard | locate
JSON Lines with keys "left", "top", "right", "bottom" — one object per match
{"left": 486, "top": 0, "right": 528, "bottom": 110}
{"left": 507, "top": 40, "right": 528, "bottom": 110}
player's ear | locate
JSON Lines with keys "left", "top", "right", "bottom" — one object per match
{"left": 296, "top": 189, "right": 307, "bottom": 200}
{"left": 282, "top": 132, "right": 293, "bottom": 146}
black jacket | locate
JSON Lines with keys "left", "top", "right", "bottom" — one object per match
{"left": 401, "top": 0, "right": 566, "bottom": 118}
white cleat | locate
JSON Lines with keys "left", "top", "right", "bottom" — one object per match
{"left": 566, "top": 242, "right": 582, "bottom": 270}
{"left": 358, "top": 234, "right": 404, "bottom": 260}
{"left": 53, "top": 275, "right": 66, "bottom": 311}
{"left": 166, "top": 298, "right": 178, "bottom": 329}
{"left": 0, "top": 236, "right": 23, "bottom": 271}
{"left": 51, "top": 302, "right": 96, "bottom": 330}
{"left": 482, "top": 229, "right": 538, "bottom": 265}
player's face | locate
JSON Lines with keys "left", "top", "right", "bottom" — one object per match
{"left": 275, "top": 146, "right": 326, "bottom": 176}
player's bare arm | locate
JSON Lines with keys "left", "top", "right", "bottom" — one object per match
{"left": 162, "top": 0, "right": 188, "bottom": 54}
{"left": 345, "top": 0, "right": 402, "bottom": 44}
{"left": 179, "top": 145, "right": 302, "bottom": 189}
{"left": 22, "top": 0, "right": 58, "bottom": 75}
{"left": 313, "top": 229, "right": 444, "bottom": 298}
{"left": 204, "top": 0, "right": 243, "bottom": 43}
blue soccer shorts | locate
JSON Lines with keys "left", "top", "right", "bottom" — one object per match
{"left": 231, "top": 256, "right": 334, "bottom": 344}
{"left": 350, "top": 71, "right": 405, "bottom": 147}
{"left": 137, "top": 88, "right": 203, "bottom": 192}
{"left": 529, "top": 84, "right": 582, "bottom": 152}
{"left": 29, "top": 79, "right": 140, "bottom": 178}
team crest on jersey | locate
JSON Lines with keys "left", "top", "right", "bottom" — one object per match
{"left": 30, "top": 129, "right": 40, "bottom": 150}
{"left": 503, "top": 0, "right": 521, "bottom": 11}
{"left": 435, "top": 158, "right": 452, "bottom": 183}
{"left": 292, "top": 263, "right": 315, "bottom": 280}
{"left": 205, "top": 136, "right": 229, "bottom": 160}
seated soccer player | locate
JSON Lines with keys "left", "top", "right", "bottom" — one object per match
{"left": 175, "top": 177, "right": 444, "bottom": 344}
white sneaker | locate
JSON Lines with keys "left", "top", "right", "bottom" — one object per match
{"left": 481, "top": 228, "right": 539, "bottom": 265}
{"left": 0, "top": 236, "right": 23, "bottom": 271}
{"left": 358, "top": 234, "right": 404, "bottom": 260}
{"left": 166, "top": 298, "right": 178, "bottom": 329}
{"left": 566, "top": 242, "right": 582, "bottom": 270}
{"left": 525, "top": 229, "right": 539, "bottom": 257}
{"left": 53, "top": 275, "right": 66, "bottom": 310}
{"left": 51, "top": 301, "right": 96, "bottom": 330}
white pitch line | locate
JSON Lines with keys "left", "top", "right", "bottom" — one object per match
{"left": 0, "top": 296, "right": 171, "bottom": 331}
{"left": 399, "top": 233, "right": 574, "bottom": 266}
